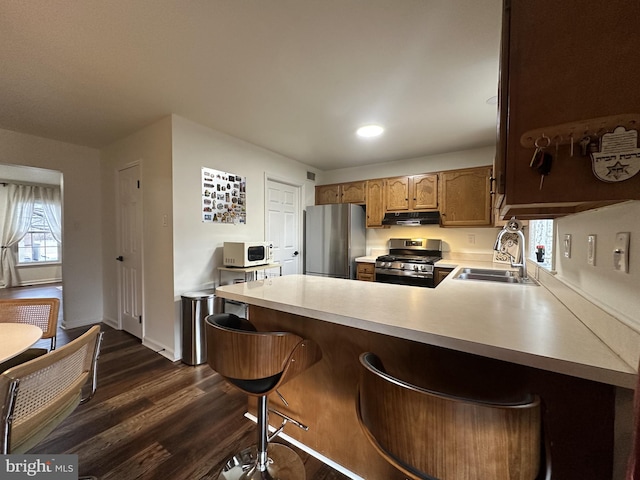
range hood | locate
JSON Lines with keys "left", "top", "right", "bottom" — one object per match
{"left": 381, "top": 211, "right": 441, "bottom": 226}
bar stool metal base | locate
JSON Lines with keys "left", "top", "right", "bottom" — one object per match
{"left": 217, "top": 443, "right": 305, "bottom": 480}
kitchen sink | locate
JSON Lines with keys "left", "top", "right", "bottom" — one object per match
{"left": 454, "top": 268, "right": 538, "bottom": 285}
{"left": 458, "top": 268, "right": 517, "bottom": 277}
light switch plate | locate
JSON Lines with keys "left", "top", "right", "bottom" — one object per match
{"left": 563, "top": 234, "right": 572, "bottom": 258}
{"left": 613, "top": 232, "right": 630, "bottom": 273}
{"left": 587, "top": 235, "right": 596, "bottom": 266}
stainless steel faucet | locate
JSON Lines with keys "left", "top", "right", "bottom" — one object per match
{"left": 494, "top": 217, "right": 528, "bottom": 280}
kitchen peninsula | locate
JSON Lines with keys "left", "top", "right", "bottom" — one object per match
{"left": 215, "top": 273, "right": 636, "bottom": 479}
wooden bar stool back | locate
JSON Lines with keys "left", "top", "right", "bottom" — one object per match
{"left": 356, "top": 352, "right": 548, "bottom": 480}
{"left": 205, "top": 313, "right": 322, "bottom": 480}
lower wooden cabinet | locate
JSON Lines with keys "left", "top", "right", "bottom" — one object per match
{"left": 434, "top": 267, "right": 453, "bottom": 287}
{"left": 357, "top": 262, "right": 375, "bottom": 282}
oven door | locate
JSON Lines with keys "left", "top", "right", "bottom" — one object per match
{"left": 375, "top": 270, "right": 435, "bottom": 288}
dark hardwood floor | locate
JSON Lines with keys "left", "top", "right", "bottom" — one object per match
{"left": 2, "top": 284, "right": 352, "bottom": 480}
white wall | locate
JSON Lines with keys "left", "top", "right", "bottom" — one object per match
{"left": 0, "top": 128, "right": 103, "bottom": 328}
{"left": 171, "top": 115, "right": 317, "bottom": 294}
{"left": 100, "top": 116, "right": 175, "bottom": 356}
{"left": 317, "top": 145, "right": 495, "bottom": 184}
{"left": 169, "top": 115, "right": 316, "bottom": 358}
{"left": 555, "top": 201, "right": 640, "bottom": 330}
{"left": 366, "top": 224, "right": 499, "bottom": 257}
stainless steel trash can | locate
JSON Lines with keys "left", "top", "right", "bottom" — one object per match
{"left": 181, "top": 289, "right": 217, "bottom": 365}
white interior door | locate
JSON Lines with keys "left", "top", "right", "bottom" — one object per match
{"left": 266, "top": 178, "right": 301, "bottom": 276}
{"left": 117, "top": 164, "right": 143, "bottom": 338}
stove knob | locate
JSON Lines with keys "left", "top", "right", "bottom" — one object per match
{"left": 421, "top": 265, "right": 427, "bottom": 272}
{"left": 413, "top": 265, "right": 419, "bottom": 271}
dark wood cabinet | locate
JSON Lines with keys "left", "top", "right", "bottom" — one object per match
{"left": 495, "top": 0, "right": 640, "bottom": 219}
{"left": 434, "top": 267, "right": 453, "bottom": 287}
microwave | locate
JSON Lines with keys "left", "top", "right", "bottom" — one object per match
{"left": 223, "top": 241, "right": 273, "bottom": 267}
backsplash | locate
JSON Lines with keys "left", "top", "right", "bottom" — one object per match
{"left": 365, "top": 224, "right": 499, "bottom": 257}
{"left": 554, "top": 201, "right": 639, "bottom": 331}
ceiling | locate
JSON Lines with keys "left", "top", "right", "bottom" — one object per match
{"left": 0, "top": 0, "right": 502, "bottom": 171}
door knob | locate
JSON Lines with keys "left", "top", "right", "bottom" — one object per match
{"left": 116, "top": 256, "right": 124, "bottom": 262}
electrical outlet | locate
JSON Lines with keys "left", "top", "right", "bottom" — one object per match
{"left": 613, "top": 232, "right": 630, "bottom": 273}
{"left": 563, "top": 234, "right": 572, "bottom": 258}
{"left": 587, "top": 235, "right": 596, "bottom": 266}
{"left": 467, "top": 234, "right": 476, "bottom": 245}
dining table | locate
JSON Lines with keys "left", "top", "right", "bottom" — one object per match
{"left": 0, "top": 323, "right": 43, "bottom": 364}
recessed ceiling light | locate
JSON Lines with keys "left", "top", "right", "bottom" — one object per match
{"left": 356, "top": 124, "right": 384, "bottom": 138}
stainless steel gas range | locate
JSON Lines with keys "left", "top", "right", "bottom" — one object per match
{"left": 375, "top": 238, "right": 442, "bottom": 288}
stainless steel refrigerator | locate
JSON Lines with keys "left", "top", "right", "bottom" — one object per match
{"left": 304, "top": 204, "right": 366, "bottom": 279}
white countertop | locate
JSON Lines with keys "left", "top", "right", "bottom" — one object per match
{"left": 216, "top": 272, "right": 636, "bottom": 388}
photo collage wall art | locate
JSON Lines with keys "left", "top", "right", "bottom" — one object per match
{"left": 201, "top": 167, "right": 246, "bottom": 224}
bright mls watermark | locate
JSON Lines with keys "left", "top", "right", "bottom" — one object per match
{"left": 1, "top": 455, "right": 77, "bottom": 479}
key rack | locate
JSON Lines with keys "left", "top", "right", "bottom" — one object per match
{"left": 520, "top": 114, "right": 640, "bottom": 149}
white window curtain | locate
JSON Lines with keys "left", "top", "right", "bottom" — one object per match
{"left": 0, "top": 184, "right": 36, "bottom": 288}
{"left": 38, "top": 186, "right": 62, "bottom": 243}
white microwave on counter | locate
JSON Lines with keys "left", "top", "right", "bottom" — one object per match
{"left": 223, "top": 241, "right": 273, "bottom": 267}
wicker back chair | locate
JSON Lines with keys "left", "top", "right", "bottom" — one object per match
{"left": 0, "top": 298, "right": 60, "bottom": 350}
{"left": 0, "top": 325, "right": 103, "bottom": 456}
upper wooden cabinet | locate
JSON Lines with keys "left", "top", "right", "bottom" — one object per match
{"left": 495, "top": 0, "right": 640, "bottom": 219}
{"left": 315, "top": 184, "right": 341, "bottom": 205}
{"left": 315, "top": 181, "right": 366, "bottom": 205}
{"left": 340, "top": 181, "right": 366, "bottom": 204}
{"left": 365, "top": 179, "right": 385, "bottom": 228}
{"left": 385, "top": 174, "right": 438, "bottom": 211}
{"left": 440, "top": 167, "right": 493, "bottom": 227}
{"left": 411, "top": 174, "right": 438, "bottom": 210}
{"left": 315, "top": 167, "right": 491, "bottom": 228}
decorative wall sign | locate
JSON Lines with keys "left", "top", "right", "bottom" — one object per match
{"left": 590, "top": 126, "right": 640, "bottom": 182}
{"left": 201, "top": 167, "right": 246, "bottom": 224}
{"left": 493, "top": 232, "right": 520, "bottom": 264}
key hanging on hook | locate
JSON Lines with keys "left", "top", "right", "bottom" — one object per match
{"left": 531, "top": 134, "right": 551, "bottom": 167}
{"left": 553, "top": 135, "right": 562, "bottom": 160}
{"left": 569, "top": 132, "right": 574, "bottom": 157}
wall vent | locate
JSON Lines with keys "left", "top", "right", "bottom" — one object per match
{"left": 307, "top": 171, "right": 316, "bottom": 181}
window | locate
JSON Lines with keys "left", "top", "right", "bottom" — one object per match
{"left": 528, "top": 219, "right": 554, "bottom": 269}
{"left": 17, "top": 202, "right": 61, "bottom": 264}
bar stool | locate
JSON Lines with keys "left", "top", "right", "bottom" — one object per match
{"left": 356, "top": 352, "right": 550, "bottom": 480}
{"left": 205, "top": 313, "right": 322, "bottom": 480}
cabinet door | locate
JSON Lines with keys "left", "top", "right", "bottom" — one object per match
{"left": 315, "top": 184, "right": 341, "bottom": 205}
{"left": 497, "top": 0, "right": 640, "bottom": 219}
{"left": 356, "top": 263, "right": 375, "bottom": 282}
{"left": 434, "top": 267, "right": 453, "bottom": 287}
{"left": 365, "top": 179, "right": 385, "bottom": 228}
{"left": 385, "top": 176, "right": 410, "bottom": 211}
{"left": 340, "top": 181, "right": 366, "bottom": 204}
{"left": 440, "top": 167, "right": 492, "bottom": 227}
{"left": 410, "top": 174, "right": 438, "bottom": 210}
